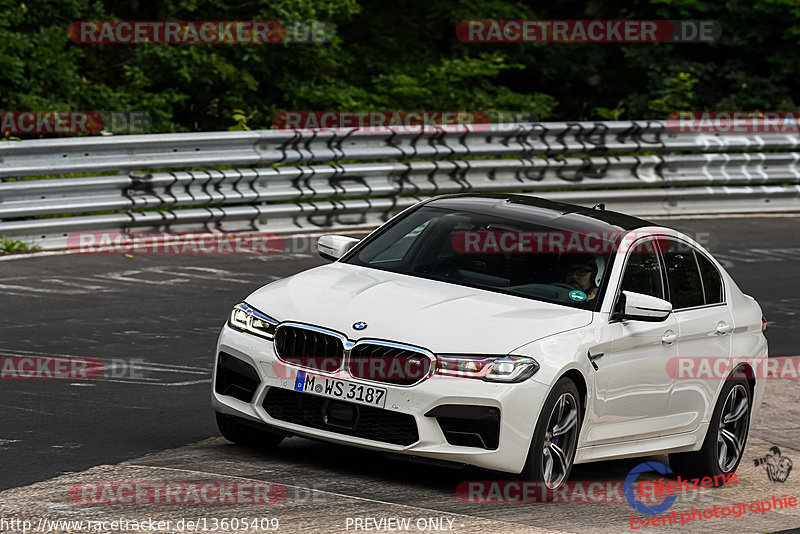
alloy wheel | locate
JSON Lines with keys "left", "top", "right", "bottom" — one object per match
{"left": 717, "top": 384, "right": 749, "bottom": 472}
{"left": 542, "top": 392, "right": 579, "bottom": 489}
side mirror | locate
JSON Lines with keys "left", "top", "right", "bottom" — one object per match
{"left": 318, "top": 235, "right": 359, "bottom": 261}
{"left": 615, "top": 291, "right": 673, "bottom": 322}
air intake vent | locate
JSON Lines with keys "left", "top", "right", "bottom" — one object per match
{"left": 263, "top": 387, "right": 419, "bottom": 446}
{"left": 215, "top": 352, "right": 260, "bottom": 403}
{"left": 425, "top": 404, "right": 501, "bottom": 450}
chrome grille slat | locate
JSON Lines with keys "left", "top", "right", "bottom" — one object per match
{"left": 274, "top": 323, "right": 345, "bottom": 372}
{"left": 274, "top": 323, "right": 433, "bottom": 385}
{"left": 347, "top": 341, "right": 434, "bottom": 386}
{"left": 300, "top": 329, "right": 309, "bottom": 358}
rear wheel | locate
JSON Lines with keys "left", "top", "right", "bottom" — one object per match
{"left": 519, "top": 378, "right": 582, "bottom": 499}
{"left": 216, "top": 412, "right": 285, "bottom": 448}
{"left": 669, "top": 377, "right": 751, "bottom": 478}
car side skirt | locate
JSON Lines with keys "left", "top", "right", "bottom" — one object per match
{"left": 575, "top": 423, "right": 709, "bottom": 464}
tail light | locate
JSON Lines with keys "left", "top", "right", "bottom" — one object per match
{"left": 762, "top": 316, "right": 768, "bottom": 334}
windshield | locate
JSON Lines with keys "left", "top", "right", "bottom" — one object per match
{"left": 344, "top": 205, "right": 615, "bottom": 311}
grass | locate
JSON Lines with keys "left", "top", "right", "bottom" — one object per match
{"left": 0, "top": 235, "right": 42, "bottom": 255}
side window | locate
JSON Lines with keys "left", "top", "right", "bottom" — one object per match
{"left": 659, "top": 240, "right": 704, "bottom": 309}
{"left": 620, "top": 240, "right": 664, "bottom": 299}
{"left": 696, "top": 252, "right": 724, "bottom": 304}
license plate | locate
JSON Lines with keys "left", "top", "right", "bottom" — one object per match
{"left": 293, "top": 371, "right": 387, "bottom": 409}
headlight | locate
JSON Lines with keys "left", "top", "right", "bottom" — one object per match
{"left": 228, "top": 303, "right": 278, "bottom": 339}
{"left": 436, "top": 355, "right": 540, "bottom": 383}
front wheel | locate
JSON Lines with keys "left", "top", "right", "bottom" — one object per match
{"left": 669, "top": 377, "right": 751, "bottom": 478}
{"left": 519, "top": 378, "right": 582, "bottom": 495}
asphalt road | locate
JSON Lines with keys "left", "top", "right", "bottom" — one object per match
{"left": 1, "top": 434, "right": 799, "bottom": 533}
{"left": 0, "top": 216, "right": 798, "bottom": 533}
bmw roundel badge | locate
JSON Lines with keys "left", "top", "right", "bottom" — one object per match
{"left": 352, "top": 321, "right": 368, "bottom": 330}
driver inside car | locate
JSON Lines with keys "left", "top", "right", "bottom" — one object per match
{"left": 560, "top": 254, "right": 599, "bottom": 301}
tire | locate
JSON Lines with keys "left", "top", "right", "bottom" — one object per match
{"left": 216, "top": 412, "right": 285, "bottom": 448}
{"left": 518, "top": 377, "right": 582, "bottom": 500}
{"left": 669, "top": 377, "right": 751, "bottom": 479}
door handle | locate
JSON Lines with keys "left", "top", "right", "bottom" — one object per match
{"left": 662, "top": 330, "right": 677, "bottom": 346}
{"left": 716, "top": 321, "right": 732, "bottom": 335}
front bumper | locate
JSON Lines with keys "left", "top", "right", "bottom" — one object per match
{"left": 212, "top": 325, "right": 550, "bottom": 474}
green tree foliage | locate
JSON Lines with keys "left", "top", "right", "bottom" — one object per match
{"left": 0, "top": 0, "right": 797, "bottom": 134}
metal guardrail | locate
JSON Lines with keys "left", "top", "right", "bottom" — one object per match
{"left": 1, "top": 121, "right": 799, "bottom": 249}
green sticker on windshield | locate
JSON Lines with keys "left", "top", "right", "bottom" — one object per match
{"left": 569, "top": 290, "right": 587, "bottom": 302}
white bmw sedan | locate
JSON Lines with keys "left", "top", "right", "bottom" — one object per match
{"left": 212, "top": 194, "right": 767, "bottom": 488}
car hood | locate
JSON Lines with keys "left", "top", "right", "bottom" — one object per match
{"left": 246, "top": 263, "right": 592, "bottom": 354}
